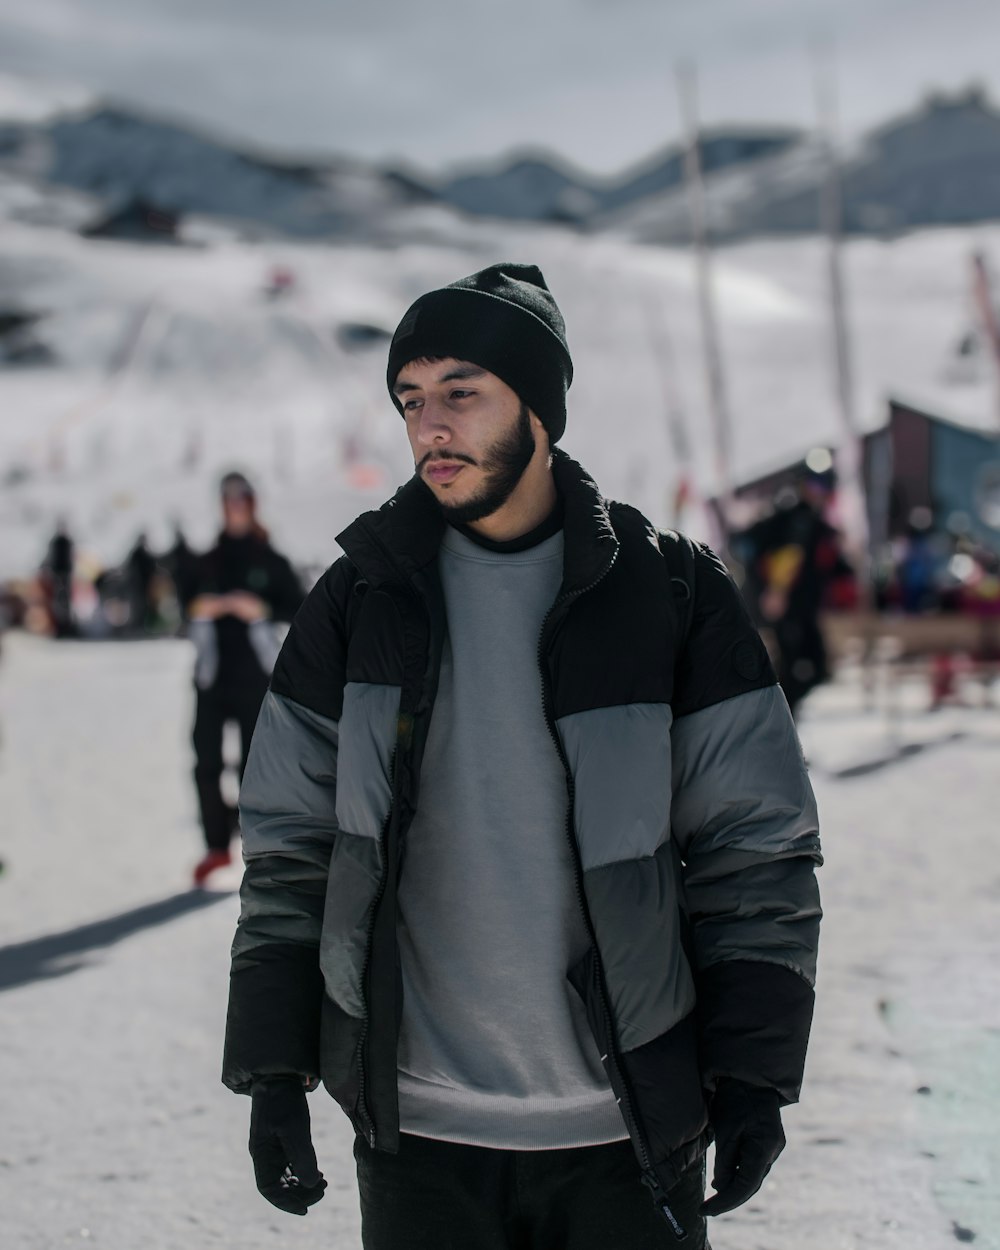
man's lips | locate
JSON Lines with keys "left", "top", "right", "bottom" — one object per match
{"left": 424, "top": 461, "right": 467, "bottom": 484}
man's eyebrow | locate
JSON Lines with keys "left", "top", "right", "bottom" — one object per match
{"left": 393, "top": 364, "right": 486, "bottom": 396}
{"left": 439, "top": 365, "right": 485, "bottom": 382}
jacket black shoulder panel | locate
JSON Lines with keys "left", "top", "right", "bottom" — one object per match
{"left": 270, "top": 555, "right": 357, "bottom": 720}
{"left": 342, "top": 583, "right": 412, "bottom": 689}
{"left": 547, "top": 505, "right": 677, "bottom": 719}
{"left": 672, "top": 542, "right": 776, "bottom": 719}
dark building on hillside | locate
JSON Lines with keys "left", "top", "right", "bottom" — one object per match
{"left": 724, "top": 399, "right": 1000, "bottom": 555}
{"left": 82, "top": 197, "right": 181, "bottom": 243}
{"left": 865, "top": 399, "right": 1000, "bottom": 551}
{"left": 0, "top": 309, "right": 54, "bottom": 365}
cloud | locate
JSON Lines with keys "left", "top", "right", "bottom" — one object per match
{"left": 0, "top": 69, "right": 93, "bottom": 121}
{"left": 0, "top": 0, "right": 998, "bottom": 172}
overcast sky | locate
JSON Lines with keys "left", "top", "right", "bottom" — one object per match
{"left": 1, "top": 0, "right": 999, "bottom": 175}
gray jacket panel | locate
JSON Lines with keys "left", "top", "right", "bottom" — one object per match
{"left": 557, "top": 702, "right": 673, "bottom": 872}
{"left": 232, "top": 691, "right": 341, "bottom": 962}
{"left": 320, "top": 831, "right": 385, "bottom": 1019}
{"left": 671, "top": 685, "right": 821, "bottom": 985}
{"left": 671, "top": 685, "right": 819, "bottom": 861}
{"left": 335, "top": 682, "right": 401, "bottom": 842}
{"left": 582, "top": 843, "right": 697, "bottom": 1053}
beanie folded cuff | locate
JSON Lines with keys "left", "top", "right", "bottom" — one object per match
{"left": 387, "top": 287, "right": 572, "bottom": 443}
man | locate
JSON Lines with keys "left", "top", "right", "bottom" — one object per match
{"left": 185, "top": 473, "right": 304, "bottom": 886}
{"left": 223, "top": 264, "right": 822, "bottom": 1248}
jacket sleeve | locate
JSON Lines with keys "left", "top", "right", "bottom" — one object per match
{"left": 670, "top": 543, "right": 822, "bottom": 1105}
{"left": 222, "top": 557, "right": 355, "bottom": 1093}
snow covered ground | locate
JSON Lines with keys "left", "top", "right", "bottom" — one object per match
{"left": 0, "top": 631, "right": 997, "bottom": 1249}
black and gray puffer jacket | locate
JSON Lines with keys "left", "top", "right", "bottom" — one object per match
{"left": 223, "top": 449, "right": 822, "bottom": 1199}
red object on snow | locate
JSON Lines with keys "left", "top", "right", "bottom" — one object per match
{"left": 193, "top": 848, "right": 233, "bottom": 887}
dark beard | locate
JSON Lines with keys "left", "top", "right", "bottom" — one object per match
{"left": 428, "top": 403, "right": 536, "bottom": 525}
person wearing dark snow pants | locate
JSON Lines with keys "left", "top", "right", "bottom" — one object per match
{"left": 43, "top": 520, "right": 76, "bottom": 638}
{"left": 222, "top": 265, "right": 822, "bottom": 1248}
{"left": 186, "top": 473, "right": 304, "bottom": 887}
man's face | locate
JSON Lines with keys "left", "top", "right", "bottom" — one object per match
{"left": 394, "top": 358, "right": 537, "bottom": 524}
{"left": 222, "top": 491, "right": 254, "bottom": 536}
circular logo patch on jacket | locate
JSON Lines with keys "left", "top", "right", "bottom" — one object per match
{"left": 732, "top": 639, "right": 764, "bottom": 681}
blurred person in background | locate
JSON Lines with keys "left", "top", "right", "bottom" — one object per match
{"left": 41, "top": 518, "right": 76, "bottom": 638}
{"left": 735, "top": 462, "right": 853, "bottom": 720}
{"left": 164, "top": 520, "right": 196, "bottom": 610}
{"left": 184, "top": 472, "right": 304, "bottom": 887}
{"left": 221, "top": 264, "right": 822, "bottom": 1249}
{"left": 895, "top": 507, "right": 941, "bottom": 614}
{"left": 125, "top": 531, "right": 158, "bottom": 633}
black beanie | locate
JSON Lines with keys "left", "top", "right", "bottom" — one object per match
{"left": 386, "top": 262, "right": 573, "bottom": 444}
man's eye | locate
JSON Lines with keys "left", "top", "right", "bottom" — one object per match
{"left": 403, "top": 398, "right": 423, "bottom": 412}
{"left": 450, "top": 389, "right": 473, "bottom": 400}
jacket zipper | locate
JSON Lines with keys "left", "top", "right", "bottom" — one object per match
{"left": 537, "top": 554, "right": 688, "bottom": 1241}
{"left": 354, "top": 746, "right": 398, "bottom": 1150}
{"left": 355, "top": 795, "right": 395, "bottom": 1145}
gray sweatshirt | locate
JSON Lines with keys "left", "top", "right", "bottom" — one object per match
{"left": 396, "top": 525, "right": 626, "bottom": 1149}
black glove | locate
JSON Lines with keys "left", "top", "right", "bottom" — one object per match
{"left": 249, "top": 1076, "right": 327, "bottom": 1216}
{"left": 701, "top": 1077, "right": 785, "bottom": 1217}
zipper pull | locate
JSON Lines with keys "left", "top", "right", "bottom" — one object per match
{"left": 641, "top": 1171, "right": 688, "bottom": 1241}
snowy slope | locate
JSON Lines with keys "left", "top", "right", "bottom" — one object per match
{"left": 3, "top": 210, "right": 1000, "bottom": 579}
{"left": 599, "top": 137, "right": 834, "bottom": 244}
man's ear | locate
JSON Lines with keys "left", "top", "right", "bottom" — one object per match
{"left": 528, "top": 409, "right": 550, "bottom": 450}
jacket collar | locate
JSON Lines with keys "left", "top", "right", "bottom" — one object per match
{"left": 337, "top": 448, "right": 619, "bottom": 595}
{"left": 337, "top": 474, "right": 445, "bottom": 588}
{"left": 550, "top": 448, "right": 619, "bottom": 595}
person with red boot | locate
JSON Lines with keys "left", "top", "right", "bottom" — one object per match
{"left": 185, "top": 473, "right": 304, "bottom": 886}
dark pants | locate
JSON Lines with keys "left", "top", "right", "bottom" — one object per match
{"left": 354, "top": 1133, "right": 709, "bottom": 1250}
{"left": 50, "top": 572, "right": 75, "bottom": 638}
{"left": 192, "top": 680, "right": 266, "bottom": 851}
{"left": 774, "top": 613, "right": 828, "bottom": 718}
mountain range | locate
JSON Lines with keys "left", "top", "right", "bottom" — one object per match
{"left": 1, "top": 86, "right": 1000, "bottom": 244}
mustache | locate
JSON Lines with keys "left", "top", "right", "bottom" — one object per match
{"left": 417, "top": 451, "right": 478, "bottom": 472}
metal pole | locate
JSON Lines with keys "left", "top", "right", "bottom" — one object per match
{"left": 970, "top": 250, "right": 1000, "bottom": 432}
{"left": 813, "top": 43, "right": 872, "bottom": 578}
{"left": 642, "top": 290, "right": 695, "bottom": 528}
{"left": 676, "top": 61, "right": 734, "bottom": 543}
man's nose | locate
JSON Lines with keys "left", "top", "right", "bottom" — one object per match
{"left": 416, "top": 400, "right": 452, "bottom": 445}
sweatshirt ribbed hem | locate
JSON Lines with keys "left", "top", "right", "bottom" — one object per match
{"left": 397, "top": 1073, "right": 628, "bottom": 1150}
